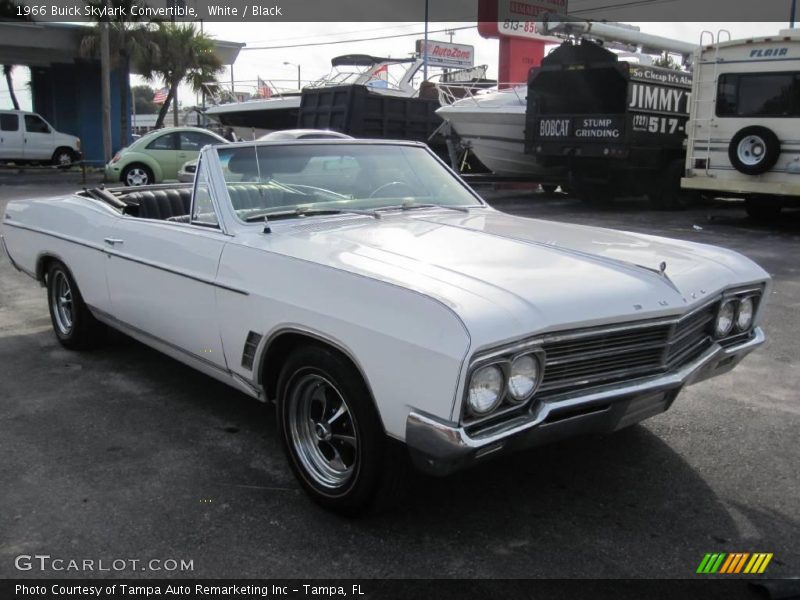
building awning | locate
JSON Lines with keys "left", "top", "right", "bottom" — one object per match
{"left": 0, "top": 21, "right": 244, "bottom": 68}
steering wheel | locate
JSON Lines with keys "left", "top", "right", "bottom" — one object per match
{"left": 369, "top": 181, "right": 416, "bottom": 199}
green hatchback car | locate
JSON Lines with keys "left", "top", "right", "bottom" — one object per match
{"left": 105, "top": 126, "right": 227, "bottom": 186}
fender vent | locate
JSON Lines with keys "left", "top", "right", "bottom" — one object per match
{"left": 241, "top": 331, "right": 262, "bottom": 370}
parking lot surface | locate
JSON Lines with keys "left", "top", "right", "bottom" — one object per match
{"left": 1, "top": 173, "right": 797, "bottom": 579}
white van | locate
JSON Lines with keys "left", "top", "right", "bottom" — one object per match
{"left": 0, "top": 110, "right": 82, "bottom": 167}
{"left": 681, "top": 29, "right": 800, "bottom": 219}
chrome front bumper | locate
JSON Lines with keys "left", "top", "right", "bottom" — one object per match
{"left": 406, "top": 328, "right": 765, "bottom": 476}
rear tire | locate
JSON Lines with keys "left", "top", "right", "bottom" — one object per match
{"left": 649, "top": 160, "right": 692, "bottom": 210}
{"left": 745, "top": 197, "right": 782, "bottom": 222}
{"left": 574, "top": 181, "right": 615, "bottom": 205}
{"left": 276, "top": 344, "right": 404, "bottom": 515}
{"left": 46, "top": 261, "right": 106, "bottom": 350}
{"left": 540, "top": 184, "right": 558, "bottom": 194}
{"left": 122, "top": 164, "right": 153, "bottom": 186}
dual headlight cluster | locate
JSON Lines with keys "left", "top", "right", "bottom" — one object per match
{"left": 466, "top": 353, "right": 543, "bottom": 418}
{"left": 714, "top": 295, "right": 756, "bottom": 338}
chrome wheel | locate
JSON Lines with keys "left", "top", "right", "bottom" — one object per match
{"left": 125, "top": 167, "right": 150, "bottom": 186}
{"left": 736, "top": 135, "right": 766, "bottom": 167}
{"left": 50, "top": 270, "right": 74, "bottom": 335}
{"left": 287, "top": 373, "right": 358, "bottom": 489}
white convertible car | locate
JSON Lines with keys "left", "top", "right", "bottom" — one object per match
{"left": 1, "top": 139, "right": 769, "bottom": 513}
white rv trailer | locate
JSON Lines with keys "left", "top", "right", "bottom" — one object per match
{"left": 681, "top": 29, "right": 800, "bottom": 219}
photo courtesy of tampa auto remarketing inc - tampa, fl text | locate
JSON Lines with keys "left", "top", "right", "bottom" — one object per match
{"left": 0, "top": 0, "right": 798, "bottom": 598}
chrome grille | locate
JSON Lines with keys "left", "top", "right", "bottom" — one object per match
{"left": 539, "top": 303, "right": 717, "bottom": 395}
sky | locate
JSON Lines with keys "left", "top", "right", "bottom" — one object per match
{"left": 0, "top": 21, "right": 792, "bottom": 112}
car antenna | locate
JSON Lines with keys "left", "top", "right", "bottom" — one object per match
{"left": 251, "top": 138, "right": 271, "bottom": 234}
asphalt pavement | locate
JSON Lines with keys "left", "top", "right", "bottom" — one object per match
{"left": 0, "top": 172, "right": 797, "bottom": 580}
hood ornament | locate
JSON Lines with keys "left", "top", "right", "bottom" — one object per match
{"left": 660, "top": 261, "right": 667, "bottom": 274}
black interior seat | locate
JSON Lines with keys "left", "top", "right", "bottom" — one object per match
{"left": 226, "top": 184, "right": 285, "bottom": 211}
{"left": 124, "top": 188, "right": 192, "bottom": 220}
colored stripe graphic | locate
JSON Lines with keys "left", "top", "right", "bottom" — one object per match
{"left": 698, "top": 553, "right": 773, "bottom": 574}
{"left": 744, "top": 553, "right": 774, "bottom": 574}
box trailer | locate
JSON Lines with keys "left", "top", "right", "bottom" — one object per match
{"left": 524, "top": 39, "right": 693, "bottom": 207}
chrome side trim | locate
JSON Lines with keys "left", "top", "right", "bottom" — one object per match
{"left": 3, "top": 220, "right": 248, "bottom": 296}
{"left": 1, "top": 233, "right": 22, "bottom": 273}
{"left": 407, "top": 328, "right": 765, "bottom": 476}
{"left": 90, "top": 305, "right": 228, "bottom": 373}
{"left": 103, "top": 247, "right": 248, "bottom": 296}
{"left": 3, "top": 220, "right": 105, "bottom": 252}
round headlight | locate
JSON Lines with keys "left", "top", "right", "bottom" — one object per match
{"left": 467, "top": 365, "right": 504, "bottom": 416}
{"left": 735, "top": 297, "right": 754, "bottom": 331}
{"left": 507, "top": 354, "right": 540, "bottom": 402}
{"left": 715, "top": 300, "right": 736, "bottom": 338}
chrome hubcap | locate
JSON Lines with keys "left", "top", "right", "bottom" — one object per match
{"left": 288, "top": 374, "right": 358, "bottom": 489}
{"left": 57, "top": 152, "right": 71, "bottom": 166}
{"left": 51, "top": 271, "right": 74, "bottom": 335}
{"left": 737, "top": 135, "right": 766, "bottom": 166}
{"left": 126, "top": 168, "right": 149, "bottom": 186}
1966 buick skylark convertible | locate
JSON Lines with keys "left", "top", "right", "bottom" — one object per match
{"left": 1, "top": 139, "right": 769, "bottom": 513}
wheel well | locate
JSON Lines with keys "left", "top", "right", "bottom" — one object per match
{"left": 35, "top": 254, "right": 60, "bottom": 286}
{"left": 52, "top": 147, "right": 75, "bottom": 159}
{"left": 121, "top": 162, "right": 155, "bottom": 182}
{"left": 259, "top": 331, "right": 370, "bottom": 405}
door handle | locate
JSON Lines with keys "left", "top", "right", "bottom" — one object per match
{"left": 104, "top": 238, "right": 124, "bottom": 246}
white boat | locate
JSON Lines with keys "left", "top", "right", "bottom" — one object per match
{"left": 205, "top": 55, "right": 425, "bottom": 140}
{"left": 436, "top": 85, "right": 547, "bottom": 177}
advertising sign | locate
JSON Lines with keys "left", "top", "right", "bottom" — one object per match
{"left": 416, "top": 40, "right": 475, "bottom": 68}
{"left": 496, "top": 0, "right": 567, "bottom": 40}
{"left": 536, "top": 116, "right": 625, "bottom": 140}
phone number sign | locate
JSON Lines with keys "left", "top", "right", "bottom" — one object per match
{"left": 489, "top": 0, "right": 567, "bottom": 40}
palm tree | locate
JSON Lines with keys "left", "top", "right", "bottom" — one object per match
{"left": 80, "top": 0, "right": 156, "bottom": 145}
{"left": 3, "top": 65, "right": 20, "bottom": 110}
{"left": 137, "top": 23, "right": 224, "bottom": 129}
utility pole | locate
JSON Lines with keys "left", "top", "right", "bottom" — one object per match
{"left": 100, "top": 11, "right": 113, "bottom": 163}
{"left": 423, "top": 0, "right": 429, "bottom": 81}
{"left": 791, "top": 0, "right": 797, "bottom": 27}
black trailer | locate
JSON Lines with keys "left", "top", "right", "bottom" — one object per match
{"left": 297, "top": 85, "right": 445, "bottom": 151}
{"left": 524, "top": 39, "right": 693, "bottom": 208}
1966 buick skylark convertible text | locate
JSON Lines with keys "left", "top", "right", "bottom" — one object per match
{"left": 1, "top": 139, "right": 769, "bottom": 513}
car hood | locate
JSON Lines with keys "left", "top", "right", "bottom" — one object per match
{"left": 243, "top": 207, "right": 768, "bottom": 347}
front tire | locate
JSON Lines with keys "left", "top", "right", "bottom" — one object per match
{"left": 51, "top": 148, "right": 76, "bottom": 169}
{"left": 122, "top": 164, "right": 153, "bottom": 186}
{"left": 46, "top": 261, "right": 105, "bottom": 350}
{"left": 277, "top": 344, "right": 395, "bottom": 515}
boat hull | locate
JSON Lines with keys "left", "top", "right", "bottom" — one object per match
{"left": 437, "top": 89, "right": 549, "bottom": 178}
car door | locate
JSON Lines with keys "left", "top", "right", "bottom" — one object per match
{"left": 104, "top": 159, "right": 229, "bottom": 369}
{"left": 0, "top": 112, "right": 23, "bottom": 160}
{"left": 22, "top": 114, "right": 55, "bottom": 160}
{"left": 143, "top": 131, "right": 179, "bottom": 181}
{"left": 177, "top": 131, "right": 220, "bottom": 169}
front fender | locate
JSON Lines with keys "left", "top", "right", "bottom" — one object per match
{"left": 215, "top": 243, "right": 472, "bottom": 440}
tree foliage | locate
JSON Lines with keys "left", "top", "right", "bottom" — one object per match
{"left": 136, "top": 23, "right": 224, "bottom": 129}
{"left": 80, "top": 0, "right": 158, "bottom": 143}
{"left": 132, "top": 84, "right": 158, "bottom": 114}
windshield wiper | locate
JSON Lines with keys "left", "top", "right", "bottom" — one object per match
{"left": 378, "top": 201, "right": 471, "bottom": 214}
{"left": 245, "top": 206, "right": 381, "bottom": 224}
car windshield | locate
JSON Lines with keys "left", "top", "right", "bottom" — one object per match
{"left": 215, "top": 143, "right": 482, "bottom": 221}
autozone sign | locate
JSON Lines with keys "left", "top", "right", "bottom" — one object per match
{"left": 416, "top": 40, "right": 475, "bottom": 68}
